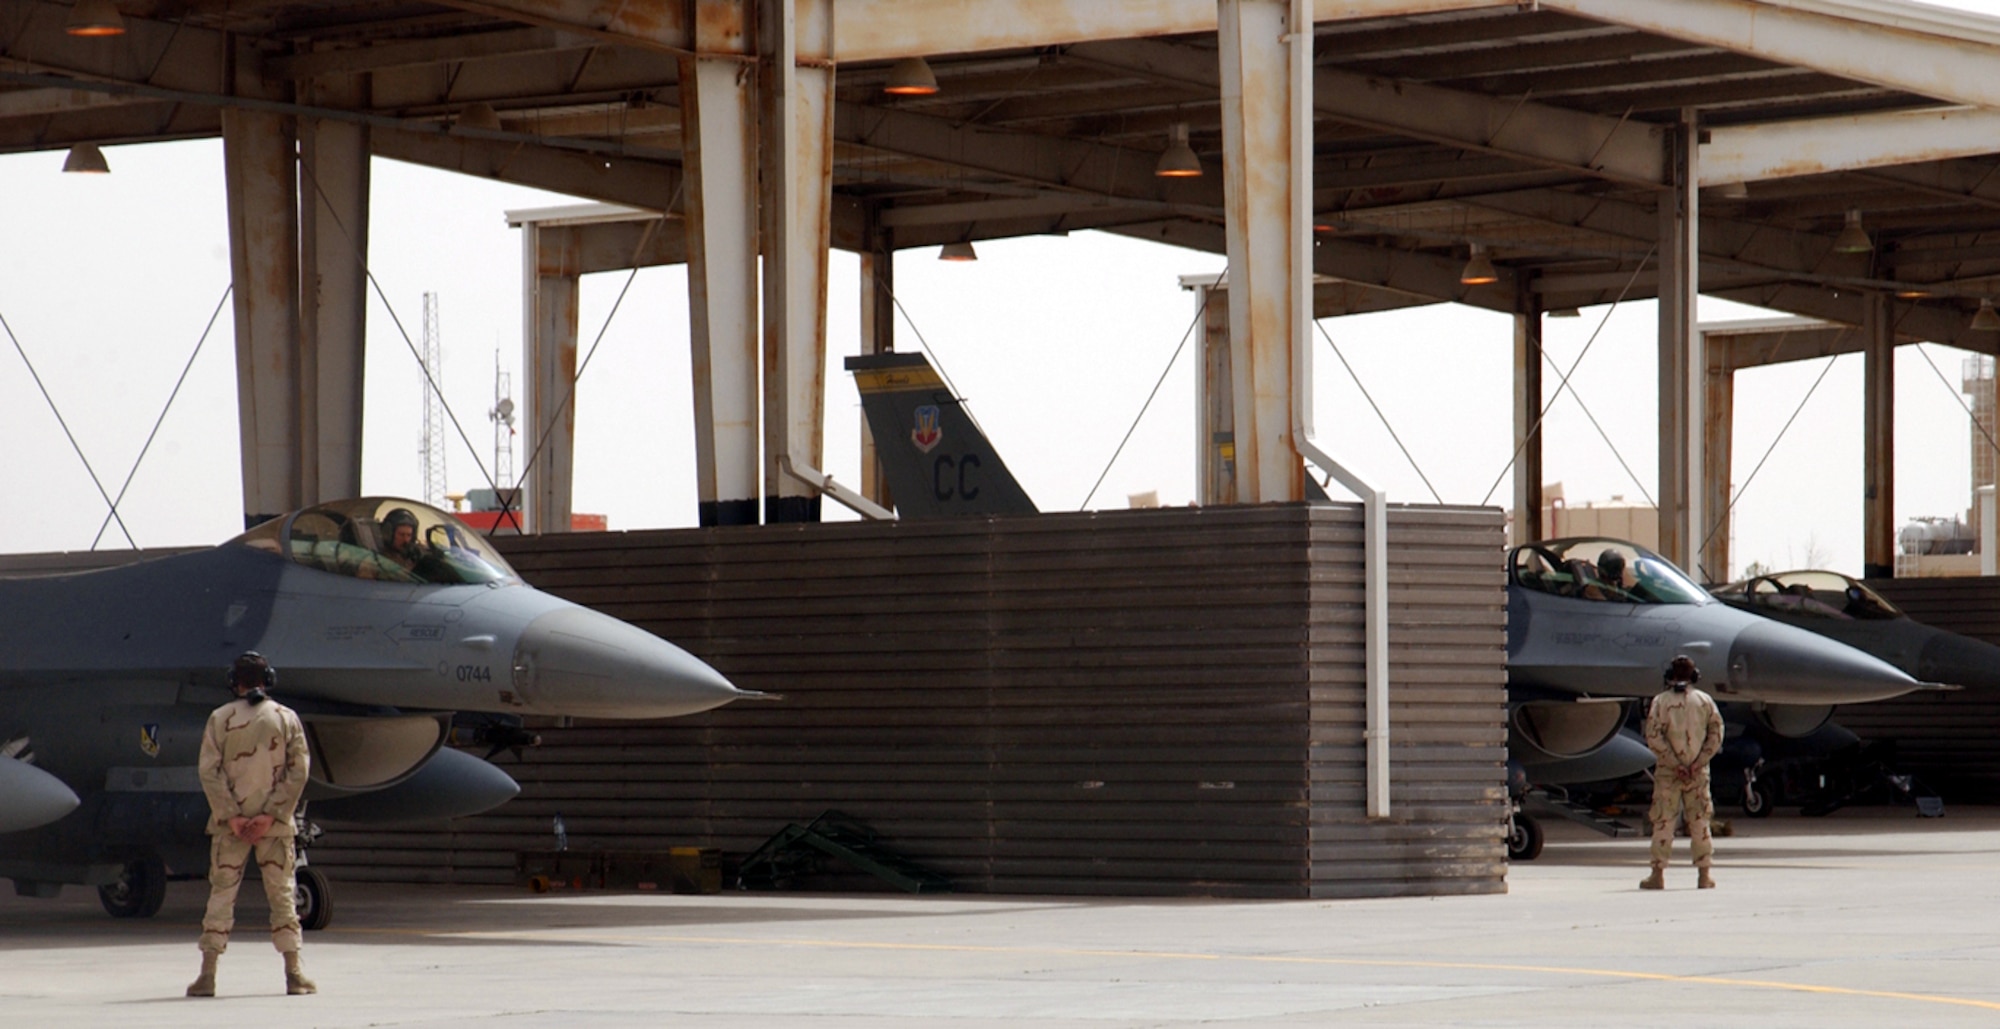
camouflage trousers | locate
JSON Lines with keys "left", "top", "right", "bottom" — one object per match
{"left": 198, "top": 833, "right": 301, "bottom": 955}
{"left": 1649, "top": 773, "right": 1715, "bottom": 869}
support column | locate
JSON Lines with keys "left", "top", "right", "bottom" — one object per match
{"left": 1657, "top": 109, "right": 1703, "bottom": 571}
{"left": 1863, "top": 293, "right": 1896, "bottom": 579}
{"left": 858, "top": 219, "right": 896, "bottom": 508}
{"left": 523, "top": 225, "right": 580, "bottom": 533}
{"left": 1190, "top": 279, "right": 1237, "bottom": 506}
{"left": 298, "top": 73, "right": 370, "bottom": 502}
{"left": 1702, "top": 335, "right": 1735, "bottom": 582}
{"left": 1512, "top": 292, "right": 1544, "bottom": 546}
{"left": 222, "top": 42, "right": 304, "bottom": 528}
{"left": 681, "top": 0, "right": 762, "bottom": 527}
{"left": 1217, "top": 0, "right": 1302, "bottom": 503}
{"left": 760, "top": 0, "right": 836, "bottom": 523}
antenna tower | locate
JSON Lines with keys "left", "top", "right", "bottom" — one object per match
{"left": 419, "top": 292, "right": 448, "bottom": 507}
{"left": 490, "top": 349, "right": 517, "bottom": 491}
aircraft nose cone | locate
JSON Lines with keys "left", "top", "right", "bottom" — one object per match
{"left": 0, "top": 758, "right": 80, "bottom": 833}
{"left": 513, "top": 606, "right": 742, "bottom": 719}
{"left": 1726, "top": 620, "right": 1920, "bottom": 705}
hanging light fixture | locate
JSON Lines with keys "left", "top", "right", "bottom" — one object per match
{"left": 883, "top": 57, "right": 940, "bottom": 96}
{"left": 1459, "top": 243, "right": 1498, "bottom": 286}
{"left": 456, "top": 102, "right": 503, "bottom": 133}
{"left": 938, "top": 240, "right": 978, "bottom": 262}
{"left": 1716, "top": 181, "right": 1750, "bottom": 200}
{"left": 1547, "top": 307, "right": 1582, "bottom": 319}
{"left": 1833, "top": 209, "right": 1873, "bottom": 254}
{"left": 1154, "top": 123, "right": 1202, "bottom": 178}
{"left": 62, "top": 143, "right": 110, "bottom": 174}
{"left": 1974, "top": 299, "right": 2000, "bottom": 332}
{"left": 65, "top": 0, "right": 126, "bottom": 36}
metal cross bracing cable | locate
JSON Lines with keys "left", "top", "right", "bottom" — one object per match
{"left": 1914, "top": 343, "right": 2000, "bottom": 479}
{"left": 501, "top": 252, "right": 655, "bottom": 529}
{"left": 1693, "top": 348, "right": 1843, "bottom": 583}
{"left": 1078, "top": 268, "right": 1221, "bottom": 511}
{"left": 296, "top": 163, "right": 510, "bottom": 514}
{"left": 0, "top": 308, "right": 136, "bottom": 547}
{"left": 89, "top": 284, "right": 233, "bottom": 549}
{"left": 887, "top": 291, "right": 989, "bottom": 435}
{"left": 1311, "top": 317, "right": 1442, "bottom": 504}
{"left": 1480, "top": 245, "right": 1660, "bottom": 510}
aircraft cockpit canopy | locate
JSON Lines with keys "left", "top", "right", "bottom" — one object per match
{"left": 1509, "top": 538, "right": 1709, "bottom": 605}
{"left": 234, "top": 498, "right": 520, "bottom": 586}
{"left": 1713, "top": 570, "right": 1902, "bottom": 621}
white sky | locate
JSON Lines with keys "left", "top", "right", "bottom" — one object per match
{"left": 3, "top": 0, "right": 1998, "bottom": 580}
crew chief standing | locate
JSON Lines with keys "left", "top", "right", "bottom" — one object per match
{"left": 1641, "top": 654, "right": 1725, "bottom": 891}
{"left": 188, "top": 651, "right": 317, "bottom": 997}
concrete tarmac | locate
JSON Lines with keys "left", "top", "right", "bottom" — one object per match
{"left": 6, "top": 807, "right": 2000, "bottom": 1027}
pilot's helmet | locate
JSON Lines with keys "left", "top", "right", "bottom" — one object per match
{"left": 1664, "top": 654, "right": 1699, "bottom": 688}
{"left": 382, "top": 507, "right": 420, "bottom": 543}
{"left": 1596, "top": 548, "right": 1626, "bottom": 583}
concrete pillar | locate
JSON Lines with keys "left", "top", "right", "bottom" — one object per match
{"left": 858, "top": 222, "right": 896, "bottom": 508}
{"left": 1863, "top": 293, "right": 1895, "bottom": 579}
{"left": 1701, "top": 336, "right": 1735, "bottom": 583}
{"left": 1657, "top": 109, "right": 1703, "bottom": 569}
{"left": 681, "top": 0, "right": 762, "bottom": 527}
{"left": 1512, "top": 299, "right": 1545, "bottom": 546}
{"left": 298, "top": 73, "right": 370, "bottom": 502}
{"left": 1216, "top": 0, "right": 1303, "bottom": 503}
{"left": 759, "top": 0, "right": 835, "bottom": 523}
{"left": 522, "top": 224, "right": 580, "bottom": 534}
{"left": 222, "top": 41, "right": 304, "bottom": 528}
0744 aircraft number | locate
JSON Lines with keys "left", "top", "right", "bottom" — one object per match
{"left": 454, "top": 665, "right": 493, "bottom": 682}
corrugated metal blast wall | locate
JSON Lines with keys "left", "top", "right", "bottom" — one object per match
{"left": 1842, "top": 578, "right": 2000, "bottom": 799}
{"left": 311, "top": 504, "right": 1510, "bottom": 899}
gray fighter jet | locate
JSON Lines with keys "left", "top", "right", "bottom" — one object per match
{"left": 1504, "top": 537, "right": 1937, "bottom": 858}
{"left": 0, "top": 497, "right": 751, "bottom": 925}
{"left": 1711, "top": 569, "right": 2000, "bottom": 691}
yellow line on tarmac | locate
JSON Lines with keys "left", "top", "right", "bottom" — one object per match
{"left": 330, "top": 927, "right": 2000, "bottom": 1012}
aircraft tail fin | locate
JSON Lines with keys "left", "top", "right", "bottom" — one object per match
{"left": 845, "top": 352, "right": 1038, "bottom": 518}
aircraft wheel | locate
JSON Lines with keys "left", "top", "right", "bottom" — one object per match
{"left": 99, "top": 854, "right": 167, "bottom": 919}
{"left": 1506, "top": 813, "right": 1545, "bottom": 862}
{"left": 1742, "top": 779, "right": 1775, "bottom": 819}
{"left": 294, "top": 866, "right": 333, "bottom": 931}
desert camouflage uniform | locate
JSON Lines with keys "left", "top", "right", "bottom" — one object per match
{"left": 1644, "top": 686, "right": 1725, "bottom": 869}
{"left": 195, "top": 695, "right": 311, "bottom": 955}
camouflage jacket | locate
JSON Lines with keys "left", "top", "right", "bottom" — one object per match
{"left": 1644, "top": 686, "right": 1724, "bottom": 772}
{"left": 197, "top": 696, "right": 310, "bottom": 837}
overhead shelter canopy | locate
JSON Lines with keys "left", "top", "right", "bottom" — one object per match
{"left": 4, "top": 0, "right": 2000, "bottom": 344}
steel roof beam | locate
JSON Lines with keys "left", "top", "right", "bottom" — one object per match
{"left": 1703, "top": 107, "right": 2000, "bottom": 188}
{"left": 268, "top": 26, "right": 597, "bottom": 79}
{"left": 1542, "top": 0, "right": 2000, "bottom": 110}
{"left": 1067, "top": 38, "right": 1669, "bottom": 187}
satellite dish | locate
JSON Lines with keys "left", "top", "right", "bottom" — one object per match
{"left": 492, "top": 397, "right": 516, "bottom": 425}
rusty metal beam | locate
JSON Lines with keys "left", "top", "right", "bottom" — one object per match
{"left": 1863, "top": 292, "right": 1895, "bottom": 580}
{"left": 1068, "top": 37, "right": 1668, "bottom": 187}
{"left": 521, "top": 222, "right": 582, "bottom": 533}
{"left": 761, "top": 0, "right": 835, "bottom": 523}
{"left": 1543, "top": 0, "right": 2000, "bottom": 110}
{"left": 1218, "top": 0, "right": 1302, "bottom": 504}
{"left": 221, "top": 46, "right": 304, "bottom": 527}
{"left": 1703, "top": 106, "right": 2000, "bottom": 188}
{"left": 682, "top": 0, "right": 762, "bottom": 527}
{"left": 298, "top": 73, "right": 371, "bottom": 502}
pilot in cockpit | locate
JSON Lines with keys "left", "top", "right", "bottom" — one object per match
{"left": 357, "top": 507, "right": 422, "bottom": 580}
{"left": 1582, "top": 548, "right": 1628, "bottom": 601}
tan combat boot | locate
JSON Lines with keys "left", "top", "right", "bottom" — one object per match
{"left": 284, "top": 951, "right": 317, "bottom": 995}
{"left": 186, "top": 952, "right": 218, "bottom": 997}
{"left": 1639, "top": 864, "right": 1665, "bottom": 890}
{"left": 1697, "top": 867, "right": 1715, "bottom": 889}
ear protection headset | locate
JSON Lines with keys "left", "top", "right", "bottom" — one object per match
{"left": 230, "top": 651, "right": 277, "bottom": 702}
